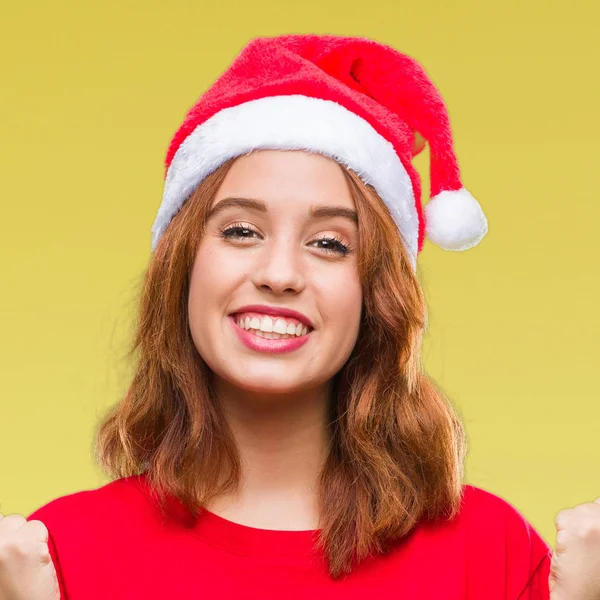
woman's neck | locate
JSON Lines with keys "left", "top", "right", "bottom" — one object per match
{"left": 206, "top": 380, "right": 332, "bottom": 530}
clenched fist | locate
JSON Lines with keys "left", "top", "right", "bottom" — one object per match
{"left": 0, "top": 512, "right": 60, "bottom": 600}
{"left": 550, "top": 497, "right": 600, "bottom": 600}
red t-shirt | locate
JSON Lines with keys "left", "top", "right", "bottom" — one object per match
{"left": 27, "top": 474, "right": 552, "bottom": 599}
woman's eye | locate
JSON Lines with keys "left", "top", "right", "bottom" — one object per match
{"left": 220, "top": 224, "right": 259, "bottom": 240}
{"left": 310, "top": 236, "right": 350, "bottom": 256}
{"left": 219, "top": 226, "right": 350, "bottom": 256}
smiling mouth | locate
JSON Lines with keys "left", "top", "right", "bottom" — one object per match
{"left": 230, "top": 312, "right": 313, "bottom": 340}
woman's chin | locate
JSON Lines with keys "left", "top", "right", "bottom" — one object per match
{"left": 214, "top": 364, "right": 325, "bottom": 398}
{"left": 227, "top": 375, "right": 309, "bottom": 396}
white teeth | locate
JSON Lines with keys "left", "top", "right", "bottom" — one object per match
{"left": 260, "top": 316, "right": 274, "bottom": 332}
{"left": 273, "top": 319, "right": 288, "bottom": 334}
{"left": 235, "top": 313, "right": 311, "bottom": 338}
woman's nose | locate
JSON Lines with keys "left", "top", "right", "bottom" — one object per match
{"left": 251, "top": 240, "right": 306, "bottom": 295}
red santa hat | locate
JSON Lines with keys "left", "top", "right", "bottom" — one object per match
{"left": 152, "top": 34, "right": 488, "bottom": 269}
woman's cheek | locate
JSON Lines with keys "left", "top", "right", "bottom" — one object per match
{"left": 319, "top": 268, "right": 362, "bottom": 332}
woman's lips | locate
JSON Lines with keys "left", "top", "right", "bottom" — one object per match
{"left": 228, "top": 316, "right": 311, "bottom": 354}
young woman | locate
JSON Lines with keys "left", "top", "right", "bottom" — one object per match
{"left": 1, "top": 34, "right": 599, "bottom": 600}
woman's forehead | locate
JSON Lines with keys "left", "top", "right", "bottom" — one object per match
{"left": 211, "top": 150, "right": 356, "bottom": 212}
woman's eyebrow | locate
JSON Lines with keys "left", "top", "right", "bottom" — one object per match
{"left": 207, "top": 197, "right": 267, "bottom": 220}
{"left": 206, "top": 196, "right": 358, "bottom": 225}
{"left": 310, "top": 205, "right": 358, "bottom": 225}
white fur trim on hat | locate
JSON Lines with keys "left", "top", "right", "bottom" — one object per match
{"left": 154, "top": 94, "right": 419, "bottom": 268}
{"left": 424, "top": 187, "right": 488, "bottom": 251}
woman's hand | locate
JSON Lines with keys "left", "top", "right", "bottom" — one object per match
{"left": 550, "top": 497, "right": 600, "bottom": 600}
{"left": 0, "top": 512, "right": 60, "bottom": 600}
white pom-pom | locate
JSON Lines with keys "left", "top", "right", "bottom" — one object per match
{"left": 424, "top": 187, "right": 488, "bottom": 251}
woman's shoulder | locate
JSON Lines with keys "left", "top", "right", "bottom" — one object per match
{"left": 459, "top": 484, "right": 552, "bottom": 590}
{"left": 452, "top": 484, "right": 551, "bottom": 552}
{"left": 410, "top": 483, "right": 552, "bottom": 568}
{"left": 404, "top": 484, "right": 552, "bottom": 597}
{"left": 413, "top": 483, "right": 551, "bottom": 553}
{"left": 26, "top": 474, "right": 150, "bottom": 528}
{"left": 459, "top": 484, "right": 550, "bottom": 542}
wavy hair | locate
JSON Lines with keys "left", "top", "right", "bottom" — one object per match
{"left": 94, "top": 153, "right": 467, "bottom": 579}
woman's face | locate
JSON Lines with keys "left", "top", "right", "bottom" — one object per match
{"left": 188, "top": 150, "right": 363, "bottom": 397}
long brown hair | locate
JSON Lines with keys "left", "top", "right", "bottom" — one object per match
{"left": 94, "top": 153, "right": 467, "bottom": 578}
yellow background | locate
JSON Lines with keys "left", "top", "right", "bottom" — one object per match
{"left": 1, "top": 0, "right": 599, "bottom": 548}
